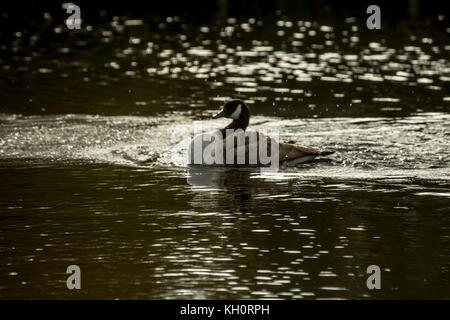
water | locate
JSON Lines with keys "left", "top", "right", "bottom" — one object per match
{"left": 0, "top": 8, "right": 449, "bottom": 299}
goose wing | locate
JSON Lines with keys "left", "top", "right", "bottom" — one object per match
{"left": 256, "top": 132, "right": 334, "bottom": 162}
{"left": 279, "top": 141, "right": 335, "bottom": 162}
{"left": 219, "top": 131, "right": 334, "bottom": 165}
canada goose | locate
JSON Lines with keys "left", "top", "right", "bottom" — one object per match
{"left": 189, "top": 99, "right": 335, "bottom": 166}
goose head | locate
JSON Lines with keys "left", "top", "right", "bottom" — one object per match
{"left": 213, "top": 99, "right": 250, "bottom": 131}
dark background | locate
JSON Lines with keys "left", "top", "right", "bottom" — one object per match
{"left": 1, "top": 0, "right": 449, "bottom": 27}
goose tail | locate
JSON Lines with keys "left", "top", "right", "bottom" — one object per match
{"left": 319, "top": 149, "right": 335, "bottom": 156}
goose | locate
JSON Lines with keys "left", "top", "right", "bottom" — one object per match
{"left": 188, "top": 99, "right": 335, "bottom": 166}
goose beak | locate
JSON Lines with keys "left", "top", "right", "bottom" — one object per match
{"left": 212, "top": 110, "right": 225, "bottom": 119}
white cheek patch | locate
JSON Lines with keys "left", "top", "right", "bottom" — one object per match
{"left": 230, "top": 104, "right": 242, "bottom": 119}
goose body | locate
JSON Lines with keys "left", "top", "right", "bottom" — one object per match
{"left": 188, "top": 99, "right": 334, "bottom": 167}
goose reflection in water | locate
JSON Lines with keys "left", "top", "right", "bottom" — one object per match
{"left": 188, "top": 166, "right": 253, "bottom": 199}
{"left": 186, "top": 166, "right": 298, "bottom": 212}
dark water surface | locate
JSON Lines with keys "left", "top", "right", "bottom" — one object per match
{"left": 0, "top": 7, "right": 449, "bottom": 299}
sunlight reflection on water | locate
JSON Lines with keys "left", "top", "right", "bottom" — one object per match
{"left": 0, "top": 11, "right": 449, "bottom": 299}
